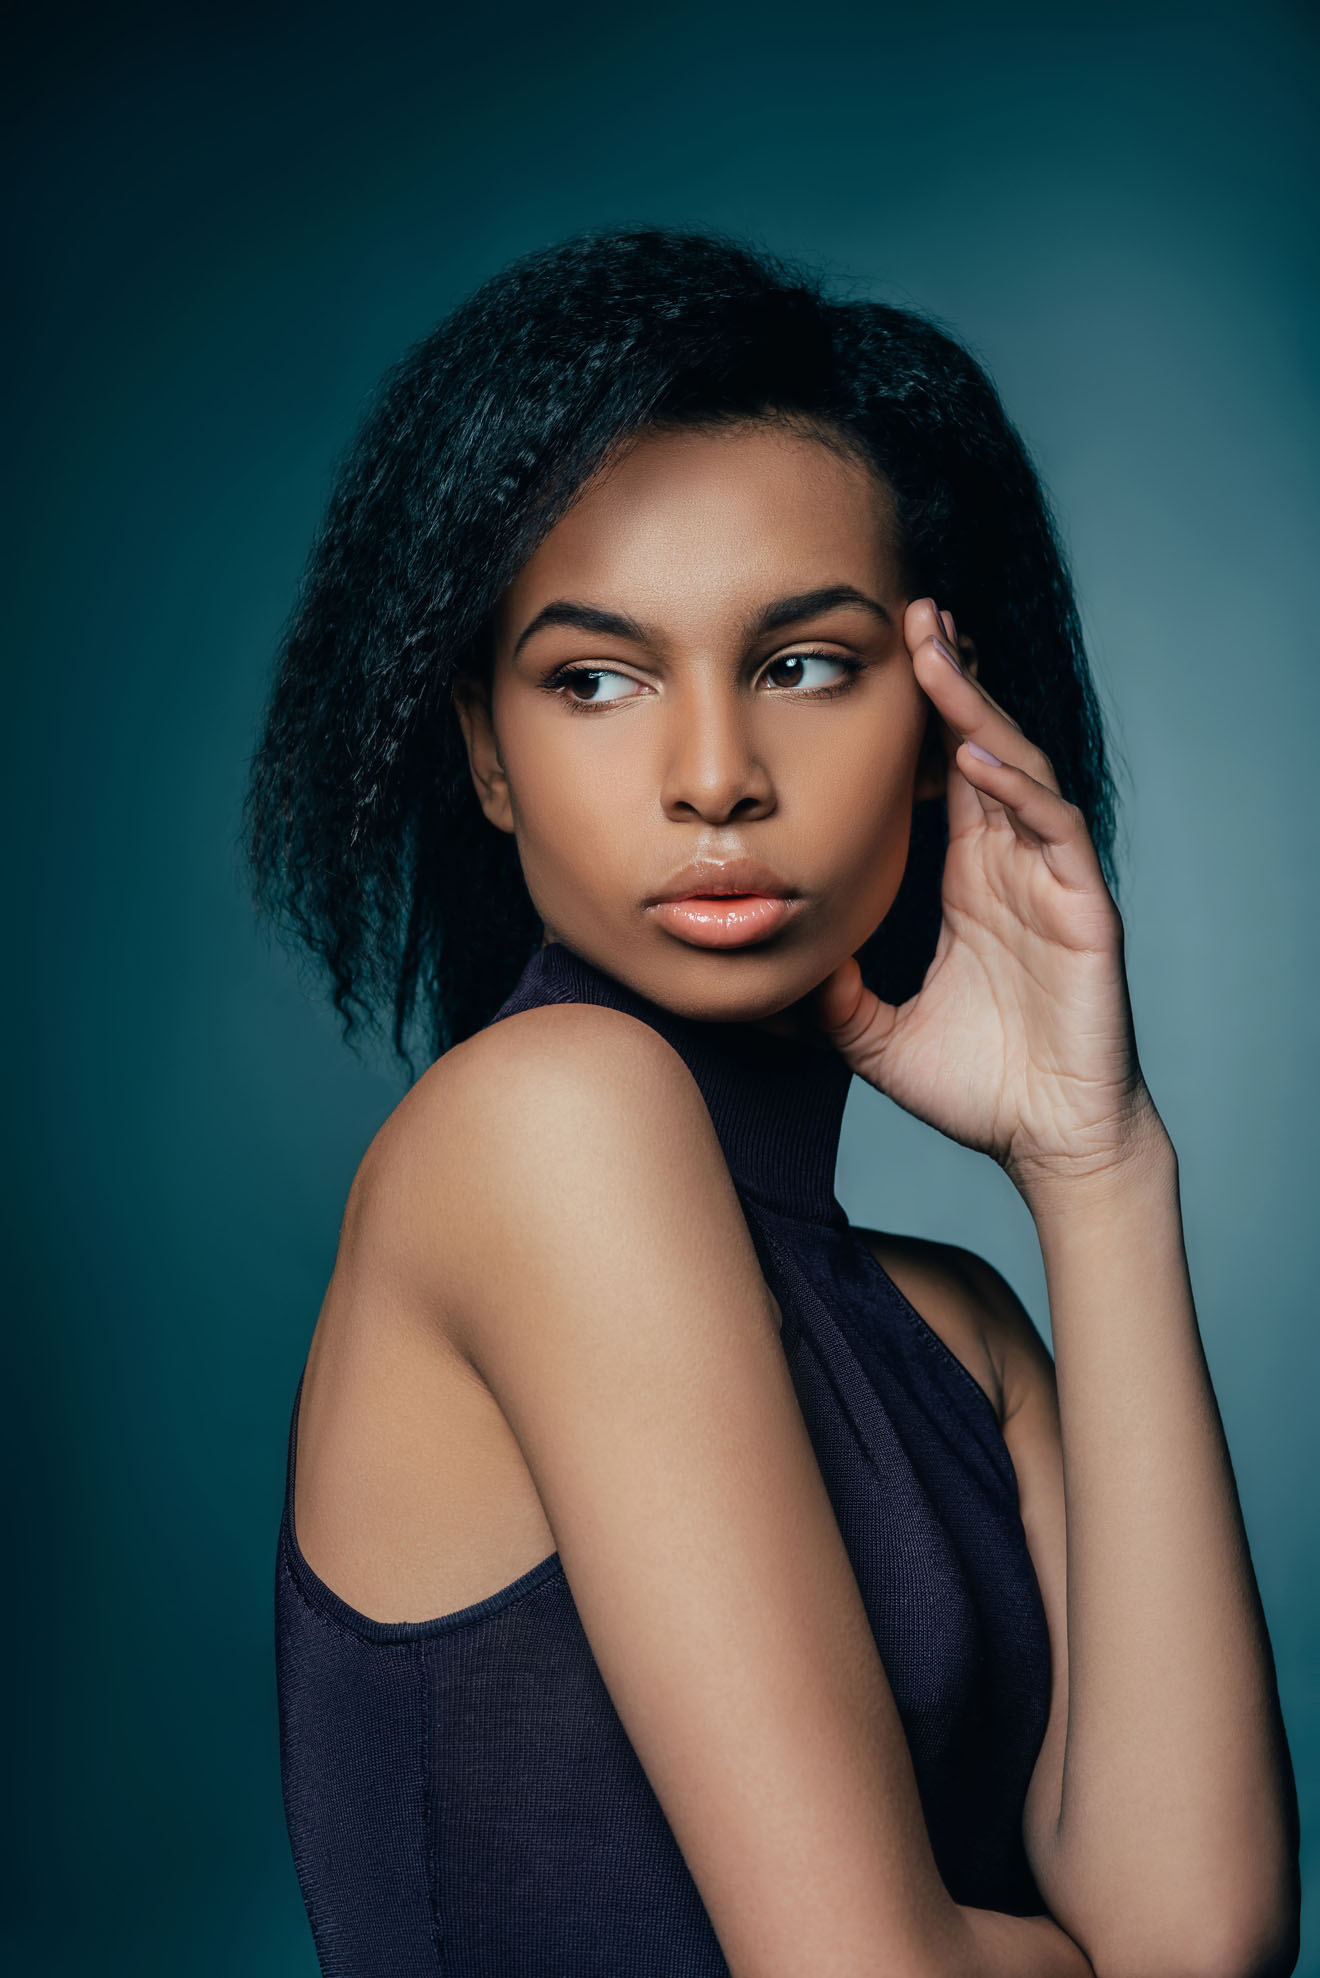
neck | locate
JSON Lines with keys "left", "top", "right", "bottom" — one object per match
{"left": 509, "top": 937, "right": 853, "bottom": 1228}
{"left": 537, "top": 929, "right": 829, "bottom": 1045}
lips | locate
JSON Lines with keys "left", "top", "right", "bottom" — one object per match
{"left": 648, "top": 858, "right": 796, "bottom": 905}
{"left": 645, "top": 860, "right": 802, "bottom": 950}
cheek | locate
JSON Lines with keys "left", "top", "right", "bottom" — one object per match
{"left": 499, "top": 714, "right": 639, "bottom": 879}
{"left": 800, "top": 711, "right": 928, "bottom": 944}
{"left": 795, "top": 699, "right": 926, "bottom": 843}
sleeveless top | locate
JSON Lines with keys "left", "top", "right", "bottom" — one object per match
{"left": 275, "top": 940, "right": 1052, "bottom": 1975}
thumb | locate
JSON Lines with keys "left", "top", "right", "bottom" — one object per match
{"left": 812, "top": 955, "right": 900, "bottom": 1076}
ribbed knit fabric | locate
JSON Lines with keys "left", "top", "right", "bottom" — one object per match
{"left": 276, "top": 940, "right": 1052, "bottom": 1975}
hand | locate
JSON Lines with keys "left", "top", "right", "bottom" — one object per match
{"left": 814, "top": 598, "right": 1163, "bottom": 1200}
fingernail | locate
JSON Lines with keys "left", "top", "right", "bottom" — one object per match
{"left": 933, "top": 634, "right": 963, "bottom": 674}
{"left": 941, "top": 608, "right": 957, "bottom": 641}
{"left": 965, "top": 740, "right": 1001, "bottom": 765}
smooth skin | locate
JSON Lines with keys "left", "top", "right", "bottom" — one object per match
{"left": 291, "top": 421, "right": 1297, "bottom": 1978}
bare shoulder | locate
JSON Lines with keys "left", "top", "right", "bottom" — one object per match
{"left": 851, "top": 1227, "right": 1056, "bottom": 1428}
{"left": 347, "top": 1000, "right": 751, "bottom": 1333}
{"left": 374, "top": 1001, "right": 717, "bottom": 1167}
{"left": 349, "top": 1018, "right": 983, "bottom": 1967}
{"left": 297, "top": 1016, "right": 1043, "bottom": 1961}
{"left": 290, "top": 1002, "right": 764, "bottom": 1627}
{"left": 439, "top": 999, "right": 712, "bottom": 1132}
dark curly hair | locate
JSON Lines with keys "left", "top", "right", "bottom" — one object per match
{"left": 242, "top": 223, "right": 1121, "bottom": 1074}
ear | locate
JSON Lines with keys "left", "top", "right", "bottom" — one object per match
{"left": 452, "top": 678, "right": 516, "bottom": 835}
{"left": 913, "top": 634, "right": 980, "bottom": 804}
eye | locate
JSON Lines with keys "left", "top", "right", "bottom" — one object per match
{"left": 549, "top": 666, "right": 649, "bottom": 709}
{"left": 761, "top": 650, "right": 861, "bottom": 694}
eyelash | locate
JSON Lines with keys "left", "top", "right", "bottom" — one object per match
{"left": 541, "top": 650, "right": 866, "bottom": 715}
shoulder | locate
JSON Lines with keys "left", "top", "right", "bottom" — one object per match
{"left": 343, "top": 1002, "right": 748, "bottom": 1320}
{"left": 375, "top": 1001, "right": 723, "bottom": 1192}
{"left": 852, "top": 1227, "right": 1055, "bottom": 1427}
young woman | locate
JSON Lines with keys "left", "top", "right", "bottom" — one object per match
{"left": 246, "top": 226, "right": 1300, "bottom": 1977}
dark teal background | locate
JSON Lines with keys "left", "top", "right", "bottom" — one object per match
{"left": 8, "top": 1, "right": 1317, "bottom": 1969}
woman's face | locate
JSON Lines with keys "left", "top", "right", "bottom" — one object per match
{"left": 456, "top": 419, "right": 949, "bottom": 1027}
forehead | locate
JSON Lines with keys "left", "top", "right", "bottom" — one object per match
{"left": 496, "top": 422, "right": 902, "bottom": 638}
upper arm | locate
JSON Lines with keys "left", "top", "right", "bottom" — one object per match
{"left": 386, "top": 1007, "right": 973, "bottom": 1978}
{"left": 860, "top": 1231, "right": 1071, "bottom": 1884}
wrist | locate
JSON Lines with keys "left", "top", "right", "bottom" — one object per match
{"left": 1008, "top": 1090, "right": 1176, "bottom": 1232}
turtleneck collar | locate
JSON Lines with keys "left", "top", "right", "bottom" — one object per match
{"left": 490, "top": 941, "right": 853, "bottom": 1230}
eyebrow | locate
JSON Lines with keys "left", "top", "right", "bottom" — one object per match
{"left": 510, "top": 584, "right": 891, "bottom": 660}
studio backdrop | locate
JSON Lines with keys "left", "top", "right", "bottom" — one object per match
{"left": 7, "top": 2, "right": 1316, "bottom": 1971}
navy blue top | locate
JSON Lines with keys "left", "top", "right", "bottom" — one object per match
{"left": 276, "top": 940, "right": 1052, "bottom": 1975}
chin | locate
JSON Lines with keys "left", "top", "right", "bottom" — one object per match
{"left": 623, "top": 939, "right": 833, "bottom": 1028}
{"left": 539, "top": 912, "right": 852, "bottom": 1029}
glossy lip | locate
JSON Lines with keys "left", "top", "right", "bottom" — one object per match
{"left": 649, "top": 895, "right": 800, "bottom": 949}
{"left": 644, "top": 860, "right": 803, "bottom": 950}
{"left": 647, "top": 858, "right": 797, "bottom": 905}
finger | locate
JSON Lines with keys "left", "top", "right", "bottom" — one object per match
{"left": 906, "top": 599, "right": 1037, "bottom": 745}
{"left": 912, "top": 612, "right": 1015, "bottom": 831}
{"left": 911, "top": 616, "right": 1061, "bottom": 796}
{"left": 953, "top": 743, "right": 1103, "bottom": 889}
{"left": 905, "top": 595, "right": 950, "bottom": 663}
{"left": 942, "top": 609, "right": 983, "bottom": 688}
{"left": 908, "top": 598, "right": 1008, "bottom": 715}
{"left": 904, "top": 597, "right": 1062, "bottom": 837}
{"left": 926, "top": 625, "right": 1021, "bottom": 826}
{"left": 933, "top": 690, "right": 1012, "bottom": 836}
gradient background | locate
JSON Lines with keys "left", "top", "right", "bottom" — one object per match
{"left": 7, "top": 1, "right": 1317, "bottom": 1970}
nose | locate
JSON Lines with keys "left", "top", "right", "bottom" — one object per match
{"left": 658, "top": 680, "right": 776, "bottom": 825}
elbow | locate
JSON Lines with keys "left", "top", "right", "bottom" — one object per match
{"left": 1192, "top": 1865, "right": 1302, "bottom": 1978}
{"left": 1208, "top": 1906, "right": 1301, "bottom": 1978}
{"left": 1070, "top": 1828, "right": 1302, "bottom": 1978}
{"left": 1088, "top": 1898, "right": 1300, "bottom": 1978}
{"left": 1190, "top": 1916, "right": 1299, "bottom": 1978}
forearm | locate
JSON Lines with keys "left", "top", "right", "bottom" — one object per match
{"left": 1021, "top": 1118, "right": 1298, "bottom": 1977}
{"left": 956, "top": 1902, "right": 1095, "bottom": 1978}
